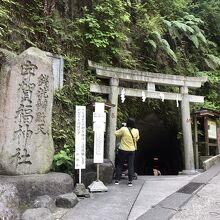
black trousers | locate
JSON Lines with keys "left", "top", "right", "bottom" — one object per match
{"left": 115, "top": 149, "right": 135, "bottom": 182}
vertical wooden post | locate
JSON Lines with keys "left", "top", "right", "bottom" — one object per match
{"left": 215, "top": 122, "right": 219, "bottom": 154}
{"left": 96, "top": 164, "right": 100, "bottom": 181}
{"left": 79, "top": 169, "right": 81, "bottom": 184}
{"left": 204, "top": 116, "right": 209, "bottom": 156}
{"left": 193, "top": 115, "right": 199, "bottom": 169}
{"left": 218, "top": 128, "right": 220, "bottom": 153}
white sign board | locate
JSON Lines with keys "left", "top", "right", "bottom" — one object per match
{"left": 94, "top": 131, "right": 104, "bottom": 163}
{"left": 95, "top": 102, "right": 105, "bottom": 113}
{"left": 46, "top": 53, "right": 64, "bottom": 90}
{"left": 208, "top": 120, "right": 217, "bottom": 139}
{"left": 75, "top": 106, "right": 86, "bottom": 169}
{"left": 93, "top": 112, "right": 106, "bottom": 132}
{"left": 93, "top": 102, "right": 105, "bottom": 163}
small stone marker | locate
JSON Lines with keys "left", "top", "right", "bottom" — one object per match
{"left": 74, "top": 183, "right": 90, "bottom": 198}
{"left": 33, "top": 195, "right": 56, "bottom": 212}
{"left": 22, "top": 208, "right": 53, "bottom": 220}
{"left": 56, "top": 193, "right": 79, "bottom": 208}
{"left": 0, "top": 47, "right": 54, "bottom": 175}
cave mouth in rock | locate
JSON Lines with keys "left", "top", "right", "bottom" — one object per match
{"left": 135, "top": 113, "right": 183, "bottom": 175}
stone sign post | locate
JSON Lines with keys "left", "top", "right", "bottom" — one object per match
{"left": 0, "top": 47, "right": 54, "bottom": 175}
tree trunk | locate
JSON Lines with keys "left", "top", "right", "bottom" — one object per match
{"left": 44, "top": 0, "right": 56, "bottom": 15}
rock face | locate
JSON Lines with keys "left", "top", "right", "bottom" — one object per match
{"left": 0, "top": 172, "right": 74, "bottom": 203}
{"left": 81, "top": 159, "right": 114, "bottom": 187}
{"left": 22, "top": 208, "right": 54, "bottom": 220}
{"left": 0, "top": 183, "right": 20, "bottom": 220}
{"left": 0, "top": 47, "right": 54, "bottom": 175}
{"left": 56, "top": 193, "right": 79, "bottom": 208}
{"left": 33, "top": 195, "right": 56, "bottom": 212}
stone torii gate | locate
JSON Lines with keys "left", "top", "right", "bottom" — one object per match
{"left": 89, "top": 60, "right": 208, "bottom": 173}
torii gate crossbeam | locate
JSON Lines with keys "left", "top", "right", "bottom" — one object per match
{"left": 89, "top": 61, "right": 208, "bottom": 174}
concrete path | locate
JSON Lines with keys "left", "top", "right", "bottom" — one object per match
{"left": 129, "top": 175, "right": 195, "bottom": 220}
{"left": 61, "top": 162, "right": 220, "bottom": 220}
{"left": 61, "top": 175, "right": 195, "bottom": 220}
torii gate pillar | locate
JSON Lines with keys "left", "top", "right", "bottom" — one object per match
{"left": 181, "top": 86, "right": 195, "bottom": 173}
{"left": 106, "top": 78, "right": 119, "bottom": 163}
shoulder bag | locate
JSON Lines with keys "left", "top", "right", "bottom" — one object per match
{"left": 128, "top": 127, "right": 136, "bottom": 149}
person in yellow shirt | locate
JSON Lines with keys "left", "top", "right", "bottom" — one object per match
{"left": 114, "top": 117, "right": 139, "bottom": 186}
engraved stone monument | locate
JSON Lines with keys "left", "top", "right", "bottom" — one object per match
{"left": 0, "top": 47, "right": 54, "bottom": 175}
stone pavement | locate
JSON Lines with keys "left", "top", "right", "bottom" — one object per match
{"left": 60, "top": 162, "right": 220, "bottom": 220}
{"left": 171, "top": 163, "right": 220, "bottom": 220}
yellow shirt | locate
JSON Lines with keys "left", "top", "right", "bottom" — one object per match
{"left": 115, "top": 127, "right": 139, "bottom": 151}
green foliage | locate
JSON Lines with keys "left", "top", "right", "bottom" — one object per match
{"left": 204, "top": 54, "right": 220, "bottom": 70}
{"left": 190, "top": 0, "right": 220, "bottom": 47}
{"left": 78, "top": 0, "right": 131, "bottom": 64}
{"left": 52, "top": 144, "right": 73, "bottom": 174}
{"left": 130, "top": 3, "right": 178, "bottom": 68}
{"left": 52, "top": 68, "right": 97, "bottom": 173}
{"left": 163, "top": 13, "right": 207, "bottom": 50}
{"left": 135, "top": 0, "right": 189, "bottom": 18}
{"left": 147, "top": 31, "right": 177, "bottom": 63}
{"left": 195, "top": 71, "right": 220, "bottom": 111}
{"left": 0, "top": 0, "right": 83, "bottom": 54}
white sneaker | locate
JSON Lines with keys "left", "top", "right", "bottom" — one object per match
{"left": 128, "top": 181, "right": 132, "bottom": 187}
{"left": 115, "top": 180, "right": 119, "bottom": 185}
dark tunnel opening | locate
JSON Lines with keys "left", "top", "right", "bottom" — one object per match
{"left": 135, "top": 113, "right": 183, "bottom": 175}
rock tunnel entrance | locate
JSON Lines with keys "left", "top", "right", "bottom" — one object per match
{"left": 135, "top": 113, "right": 183, "bottom": 175}
{"left": 89, "top": 61, "right": 207, "bottom": 172}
